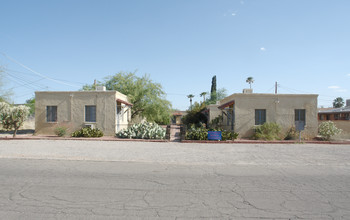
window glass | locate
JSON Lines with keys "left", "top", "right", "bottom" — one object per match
{"left": 255, "top": 109, "right": 266, "bottom": 125}
{"left": 85, "top": 105, "right": 96, "bottom": 122}
{"left": 295, "top": 109, "right": 306, "bottom": 122}
{"left": 47, "top": 106, "right": 57, "bottom": 122}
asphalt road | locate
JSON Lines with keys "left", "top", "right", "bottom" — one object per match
{"left": 0, "top": 141, "right": 350, "bottom": 219}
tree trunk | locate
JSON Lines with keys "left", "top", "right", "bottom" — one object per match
{"left": 13, "top": 128, "right": 17, "bottom": 138}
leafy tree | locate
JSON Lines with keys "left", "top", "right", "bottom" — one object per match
{"left": 82, "top": 71, "right": 172, "bottom": 124}
{"left": 0, "top": 102, "right": 30, "bottom": 137}
{"left": 333, "top": 97, "right": 344, "bottom": 108}
{"left": 25, "top": 97, "right": 35, "bottom": 116}
{"left": 200, "top": 92, "right": 207, "bottom": 103}
{"left": 206, "top": 88, "right": 227, "bottom": 105}
{"left": 181, "top": 102, "right": 207, "bottom": 127}
{"left": 187, "top": 94, "right": 194, "bottom": 110}
{"left": 246, "top": 77, "right": 254, "bottom": 89}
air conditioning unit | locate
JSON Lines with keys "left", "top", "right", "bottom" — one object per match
{"left": 84, "top": 124, "right": 95, "bottom": 129}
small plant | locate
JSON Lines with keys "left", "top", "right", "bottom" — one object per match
{"left": 71, "top": 127, "right": 104, "bottom": 137}
{"left": 222, "top": 131, "right": 239, "bottom": 141}
{"left": 318, "top": 121, "right": 342, "bottom": 141}
{"left": 117, "top": 122, "right": 166, "bottom": 139}
{"left": 284, "top": 127, "right": 298, "bottom": 140}
{"left": 253, "top": 122, "right": 281, "bottom": 140}
{"left": 54, "top": 126, "right": 67, "bottom": 137}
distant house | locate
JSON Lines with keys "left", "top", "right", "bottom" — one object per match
{"left": 35, "top": 88, "right": 132, "bottom": 136}
{"left": 171, "top": 111, "right": 187, "bottom": 125}
{"left": 318, "top": 99, "right": 350, "bottom": 138}
{"left": 207, "top": 89, "right": 318, "bottom": 138}
{"left": 318, "top": 99, "right": 350, "bottom": 121}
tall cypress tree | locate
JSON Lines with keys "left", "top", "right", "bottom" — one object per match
{"left": 210, "top": 75, "right": 217, "bottom": 102}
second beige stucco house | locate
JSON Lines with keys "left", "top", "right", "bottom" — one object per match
{"left": 35, "top": 88, "right": 132, "bottom": 136}
{"left": 208, "top": 90, "right": 318, "bottom": 138}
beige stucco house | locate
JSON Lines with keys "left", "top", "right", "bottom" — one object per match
{"left": 208, "top": 90, "right": 318, "bottom": 138}
{"left": 35, "top": 89, "right": 132, "bottom": 136}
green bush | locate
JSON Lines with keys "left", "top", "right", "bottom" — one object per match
{"left": 253, "top": 122, "right": 281, "bottom": 140}
{"left": 116, "top": 122, "right": 166, "bottom": 139}
{"left": 54, "top": 126, "right": 67, "bottom": 137}
{"left": 222, "top": 131, "right": 239, "bottom": 141}
{"left": 186, "top": 125, "right": 208, "bottom": 140}
{"left": 71, "top": 127, "right": 104, "bottom": 137}
{"left": 186, "top": 125, "right": 239, "bottom": 141}
{"left": 318, "top": 121, "right": 342, "bottom": 141}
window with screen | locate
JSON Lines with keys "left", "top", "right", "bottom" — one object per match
{"left": 47, "top": 106, "right": 57, "bottom": 122}
{"left": 85, "top": 105, "right": 96, "bottom": 122}
{"left": 255, "top": 109, "right": 266, "bottom": 125}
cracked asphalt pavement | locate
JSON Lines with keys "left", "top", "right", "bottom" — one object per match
{"left": 0, "top": 140, "right": 350, "bottom": 219}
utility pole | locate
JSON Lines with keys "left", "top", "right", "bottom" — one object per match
{"left": 275, "top": 82, "right": 278, "bottom": 94}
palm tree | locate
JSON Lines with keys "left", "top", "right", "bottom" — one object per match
{"left": 200, "top": 92, "right": 207, "bottom": 103}
{"left": 333, "top": 97, "right": 344, "bottom": 108}
{"left": 187, "top": 94, "right": 194, "bottom": 110}
{"left": 246, "top": 77, "right": 254, "bottom": 89}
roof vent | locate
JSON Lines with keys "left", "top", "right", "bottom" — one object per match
{"left": 243, "top": 89, "right": 253, "bottom": 94}
{"left": 96, "top": 86, "right": 106, "bottom": 91}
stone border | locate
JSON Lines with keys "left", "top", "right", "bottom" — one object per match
{"left": 0, "top": 135, "right": 349, "bottom": 145}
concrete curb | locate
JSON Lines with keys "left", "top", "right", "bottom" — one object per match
{"left": 0, "top": 135, "right": 349, "bottom": 145}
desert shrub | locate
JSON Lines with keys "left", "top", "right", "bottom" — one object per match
{"left": 284, "top": 127, "right": 298, "bottom": 140}
{"left": 0, "top": 102, "right": 30, "bottom": 137}
{"left": 117, "top": 122, "right": 166, "bottom": 139}
{"left": 222, "top": 130, "right": 239, "bottom": 141}
{"left": 54, "top": 126, "right": 67, "bottom": 137}
{"left": 71, "top": 127, "right": 104, "bottom": 137}
{"left": 318, "top": 121, "right": 342, "bottom": 141}
{"left": 186, "top": 124, "right": 208, "bottom": 140}
{"left": 186, "top": 125, "right": 239, "bottom": 141}
{"left": 253, "top": 122, "right": 281, "bottom": 140}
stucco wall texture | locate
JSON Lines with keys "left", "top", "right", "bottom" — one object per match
{"left": 219, "top": 93, "right": 319, "bottom": 138}
{"left": 35, "top": 91, "right": 130, "bottom": 136}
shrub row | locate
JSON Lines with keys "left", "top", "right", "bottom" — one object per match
{"left": 185, "top": 125, "right": 239, "bottom": 141}
{"left": 116, "top": 122, "right": 166, "bottom": 139}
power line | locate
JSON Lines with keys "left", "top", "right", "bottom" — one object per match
{"left": 1, "top": 53, "right": 81, "bottom": 88}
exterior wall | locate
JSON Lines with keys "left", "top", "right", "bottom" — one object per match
{"left": 35, "top": 91, "right": 129, "bottom": 136}
{"left": 115, "top": 92, "right": 131, "bottom": 132}
{"left": 219, "top": 93, "right": 318, "bottom": 138}
{"left": 207, "top": 104, "right": 221, "bottom": 124}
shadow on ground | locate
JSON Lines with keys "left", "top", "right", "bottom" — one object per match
{"left": 0, "top": 129, "right": 35, "bottom": 135}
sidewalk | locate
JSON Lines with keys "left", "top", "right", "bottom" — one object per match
{"left": 1, "top": 139, "right": 350, "bottom": 166}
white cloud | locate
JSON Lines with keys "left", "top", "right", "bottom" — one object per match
{"left": 328, "top": 86, "right": 340, "bottom": 89}
{"left": 337, "top": 89, "right": 348, "bottom": 92}
{"left": 231, "top": 13, "right": 236, "bottom": 16}
{"left": 260, "top": 47, "right": 266, "bottom": 51}
{"left": 347, "top": 74, "right": 350, "bottom": 77}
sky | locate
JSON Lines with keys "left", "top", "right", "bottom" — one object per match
{"left": 0, "top": 0, "right": 350, "bottom": 110}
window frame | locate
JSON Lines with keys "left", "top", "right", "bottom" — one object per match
{"left": 295, "top": 109, "right": 306, "bottom": 123}
{"left": 85, "top": 105, "right": 97, "bottom": 123}
{"left": 46, "top": 106, "right": 57, "bottom": 122}
{"left": 255, "top": 109, "right": 266, "bottom": 125}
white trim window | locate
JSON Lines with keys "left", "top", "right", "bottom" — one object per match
{"left": 85, "top": 105, "right": 96, "bottom": 122}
